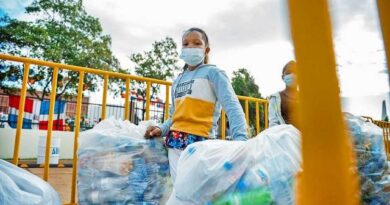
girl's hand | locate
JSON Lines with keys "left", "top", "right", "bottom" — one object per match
{"left": 144, "top": 126, "right": 162, "bottom": 139}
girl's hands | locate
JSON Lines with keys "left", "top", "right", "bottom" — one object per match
{"left": 144, "top": 126, "right": 162, "bottom": 139}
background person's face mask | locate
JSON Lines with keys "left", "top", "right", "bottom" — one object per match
{"left": 180, "top": 48, "right": 205, "bottom": 66}
{"left": 283, "top": 74, "right": 295, "bottom": 87}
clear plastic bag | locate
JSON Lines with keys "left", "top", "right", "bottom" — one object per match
{"left": 174, "top": 124, "right": 301, "bottom": 205}
{"left": 239, "top": 124, "right": 301, "bottom": 205}
{"left": 174, "top": 140, "right": 249, "bottom": 204}
{"left": 0, "top": 159, "right": 61, "bottom": 205}
{"left": 345, "top": 113, "right": 390, "bottom": 204}
{"left": 78, "top": 118, "right": 171, "bottom": 205}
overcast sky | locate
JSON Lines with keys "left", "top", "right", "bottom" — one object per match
{"left": 1, "top": 0, "right": 389, "bottom": 117}
{"left": 80, "top": 0, "right": 389, "bottom": 98}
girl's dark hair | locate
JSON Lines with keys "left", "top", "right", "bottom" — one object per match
{"left": 182, "top": 27, "right": 210, "bottom": 70}
{"left": 282, "top": 60, "right": 296, "bottom": 75}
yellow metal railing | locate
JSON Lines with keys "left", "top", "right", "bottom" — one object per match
{"left": 220, "top": 96, "right": 268, "bottom": 140}
{"left": 0, "top": 53, "right": 267, "bottom": 204}
{"left": 362, "top": 116, "right": 390, "bottom": 160}
{"left": 0, "top": 53, "right": 172, "bottom": 205}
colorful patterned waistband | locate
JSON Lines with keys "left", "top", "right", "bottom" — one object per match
{"left": 165, "top": 130, "right": 205, "bottom": 150}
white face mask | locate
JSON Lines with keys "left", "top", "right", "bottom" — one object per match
{"left": 283, "top": 74, "right": 295, "bottom": 87}
{"left": 179, "top": 48, "right": 205, "bottom": 66}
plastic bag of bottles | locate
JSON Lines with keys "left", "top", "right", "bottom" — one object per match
{"left": 345, "top": 113, "right": 390, "bottom": 204}
{"left": 77, "top": 119, "right": 171, "bottom": 205}
{"left": 173, "top": 139, "right": 248, "bottom": 204}
{"left": 0, "top": 159, "right": 61, "bottom": 205}
{"left": 175, "top": 124, "right": 301, "bottom": 205}
{"left": 174, "top": 113, "right": 390, "bottom": 205}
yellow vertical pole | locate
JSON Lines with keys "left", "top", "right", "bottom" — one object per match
{"left": 255, "top": 101, "right": 260, "bottom": 134}
{"left": 386, "top": 125, "right": 390, "bottom": 159}
{"left": 245, "top": 100, "right": 250, "bottom": 136}
{"left": 377, "top": 0, "right": 390, "bottom": 159}
{"left": 264, "top": 102, "right": 269, "bottom": 129}
{"left": 145, "top": 81, "right": 151, "bottom": 120}
{"left": 43, "top": 66, "right": 59, "bottom": 181}
{"left": 165, "top": 85, "right": 170, "bottom": 120}
{"left": 221, "top": 110, "right": 226, "bottom": 140}
{"left": 383, "top": 123, "right": 389, "bottom": 159}
{"left": 70, "top": 71, "right": 84, "bottom": 204}
{"left": 288, "top": 0, "right": 360, "bottom": 204}
{"left": 245, "top": 100, "right": 249, "bottom": 125}
{"left": 377, "top": 0, "right": 390, "bottom": 75}
{"left": 101, "top": 74, "right": 109, "bottom": 120}
{"left": 124, "top": 78, "right": 130, "bottom": 120}
{"left": 12, "top": 63, "right": 30, "bottom": 165}
{"left": 381, "top": 122, "right": 389, "bottom": 159}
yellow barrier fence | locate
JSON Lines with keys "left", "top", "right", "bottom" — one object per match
{"left": 0, "top": 53, "right": 172, "bottom": 204}
{"left": 0, "top": 53, "right": 267, "bottom": 204}
{"left": 363, "top": 116, "right": 390, "bottom": 160}
{"left": 220, "top": 96, "right": 268, "bottom": 140}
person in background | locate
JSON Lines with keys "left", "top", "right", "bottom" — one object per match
{"left": 268, "top": 60, "right": 299, "bottom": 128}
{"left": 144, "top": 28, "right": 247, "bottom": 203}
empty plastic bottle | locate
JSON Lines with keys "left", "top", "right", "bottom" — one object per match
{"left": 78, "top": 189, "right": 132, "bottom": 204}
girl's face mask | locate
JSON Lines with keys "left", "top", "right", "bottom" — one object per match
{"left": 283, "top": 74, "right": 295, "bottom": 87}
{"left": 179, "top": 48, "right": 205, "bottom": 66}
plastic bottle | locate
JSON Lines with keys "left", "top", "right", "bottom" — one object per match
{"left": 82, "top": 175, "right": 130, "bottom": 190}
{"left": 79, "top": 152, "right": 133, "bottom": 176}
{"left": 78, "top": 189, "right": 132, "bottom": 204}
{"left": 235, "top": 166, "right": 269, "bottom": 192}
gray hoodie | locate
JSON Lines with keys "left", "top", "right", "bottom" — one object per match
{"left": 268, "top": 92, "right": 286, "bottom": 127}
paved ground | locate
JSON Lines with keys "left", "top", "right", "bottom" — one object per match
{"left": 27, "top": 168, "right": 75, "bottom": 204}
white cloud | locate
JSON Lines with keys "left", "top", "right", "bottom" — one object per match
{"left": 329, "top": 0, "right": 379, "bottom": 34}
{"left": 334, "top": 11, "right": 389, "bottom": 97}
{"left": 211, "top": 40, "right": 294, "bottom": 97}
{"left": 338, "top": 69, "right": 389, "bottom": 96}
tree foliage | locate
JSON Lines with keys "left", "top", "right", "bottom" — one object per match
{"left": 231, "top": 68, "right": 264, "bottom": 136}
{"left": 130, "top": 36, "right": 180, "bottom": 99}
{"left": 0, "top": 0, "right": 120, "bottom": 100}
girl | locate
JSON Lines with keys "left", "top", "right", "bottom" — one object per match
{"left": 144, "top": 27, "right": 248, "bottom": 184}
{"left": 268, "top": 60, "right": 299, "bottom": 128}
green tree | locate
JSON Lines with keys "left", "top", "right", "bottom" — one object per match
{"left": 231, "top": 68, "right": 264, "bottom": 136}
{"left": 0, "top": 0, "right": 120, "bottom": 100}
{"left": 130, "top": 36, "right": 180, "bottom": 120}
{"left": 130, "top": 37, "right": 180, "bottom": 98}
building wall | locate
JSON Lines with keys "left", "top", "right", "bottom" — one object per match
{"left": 0, "top": 90, "right": 89, "bottom": 121}
{"left": 0, "top": 126, "right": 76, "bottom": 159}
